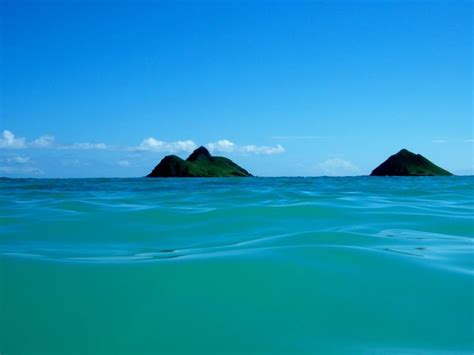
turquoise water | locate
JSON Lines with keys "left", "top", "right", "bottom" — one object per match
{"left": 1, "top": 177, "right": 473, "bottom": 354}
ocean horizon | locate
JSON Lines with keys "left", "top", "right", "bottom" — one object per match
{"left": 1, "top": 176, "right": 473, "bottom": 354}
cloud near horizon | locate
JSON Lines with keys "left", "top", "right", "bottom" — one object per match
{"left": 0, "top": 130, "right": 285, "bottom": 156}
{"left": 117, "top": 160, "right": 130, "bottom": 167}
{"left": 136, "top": 138, "right": 197, "bottom": 153}
{"left": 0, "top": 130, "right": 108, "bottom": 150}
{"left": 270, "top": 135, "right": 321, "bottom": 140}
{"left": 135, "top": 137, "right": 285, "bottom": 155}
{"left": 317, "top": 158, "right": 361, "bottom": 176}
{"left": 0, "top": 130, "right": 26, "bottom": 149}
{"left": 207, "top": 139, "right": 285, "bottom": 155}
{"left": 60, "top": 142, "right": 108, "bottom": 150}
{"left": 0, "top": 155, "right": 44, "bottom": 175}
{"left": 30, "top": 135, "right": 55, "bottom": 148}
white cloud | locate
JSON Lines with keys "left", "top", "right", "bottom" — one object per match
{"left": 60, "top": 159, "right": 90, "bottom": 167}
{"left": 0, "top": 166, "right": 44, "bottom": 175}
{"left": 0, "top": 155, "right": 42, "bottom": 175}
{"left": 139, "top": 138, "right": 165, "bottom": 151}
{"left": 432, "top": 139, "right": 447, "bottom": 144}
{"left": 271, "top": 136, "right": 320, "bottom": 140}
{"left": 30, "top": 135, "right": 55, "bottom": 148}
{"left": 0, "top": 130, "right": 108, "bottom": 151}
{"left": 1, "top": 156, "right": 31, "bottom": 164}
{"left": 0, "top": 131, "right": 285, "bottom": 157}
{"left": 68, "top": 142, "right": 108, "bottom": 150}
{"left": 318, "top": 158, "right": 361, "bottom": 176}
{"left": 50, "top": 142, "right": 108, "bottom": 150}
{"left": 240, "top": 144, "right": 285, "bottom": 155}
{"left": 9, "top": 156, "right": 30, "bottom": 164}
{"left": 207, "top": 139, "right": 285, "bottom": 155}
{"left": 55, "top": 143, "right": 107, "bottom": 150}
{"left": 118, "top": 160, "right": 130, "bottom": 167}
{"left": 0, "top": 130, "right": 26, "bottom": 149}
{"left": 465, "top": 139, "right": 474, "bottom": 143}
{"left": 206, "top": 139, "right": 236, "bottom": 153}
{"left": 137, "top": 138, "right": 197, "bottom": 153}
{"left": 170, "top": 140, "right": 197, "bottom": 152}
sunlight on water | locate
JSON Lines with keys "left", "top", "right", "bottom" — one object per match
{"left": 0, "top": 177, "right": 473, "bottom": 354}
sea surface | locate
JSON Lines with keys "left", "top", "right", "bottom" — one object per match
{"left": 0, "top": 177, "right": 473, "bottom": 354}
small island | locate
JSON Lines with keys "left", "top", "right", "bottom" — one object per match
{"left": 146, "top": 146, "right": 252, "bottom": 177}
{"left": 370, "top": 149, "right": 452, "bottom": 176}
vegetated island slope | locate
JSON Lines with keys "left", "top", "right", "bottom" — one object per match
{"left": 370, "top": 149, "right": 452, "bottom": 176}
{"left": 146, "top": 146, "right": 252, "bottom": 177}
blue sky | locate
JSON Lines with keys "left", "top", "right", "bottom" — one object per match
{"left": 1, "top": 0, "right": 472, "bottom": 177}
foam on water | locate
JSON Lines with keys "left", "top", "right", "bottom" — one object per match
{"left": 1, "top": 177, "right": 473, "bottom": 354}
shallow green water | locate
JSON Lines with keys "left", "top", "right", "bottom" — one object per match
{"left": 1, "top": 177, "right": 473, "bottom": 354}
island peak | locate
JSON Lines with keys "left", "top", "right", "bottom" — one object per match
{"left": 370, "top": 149, "right": 452, "bottom": 176}
{"left": 186, "top": 146, "right": 212, "bottom": 162}
{"left": 146, "top": 146, "right": 252, "bottom": 178}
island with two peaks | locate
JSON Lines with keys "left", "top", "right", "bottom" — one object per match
{"left": 146, "top": 146, "right": 252, "bottom": 177}
{"left": 146, "top": 146, "right": 453, "bottom": 177}
{"left": 370, "top": 149, "right": 452, "bottom": 176}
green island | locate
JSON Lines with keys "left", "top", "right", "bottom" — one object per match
{"left": 370, "top": 149, "right": 452, "bottom": 176}
{"left": 146, "top": 146, "right": 252, "bottom": 177}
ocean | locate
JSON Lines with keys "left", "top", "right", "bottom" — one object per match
{"left": 1, "top": 177, "right": 473, "bottom": 354}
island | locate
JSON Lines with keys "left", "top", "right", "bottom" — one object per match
{"left": 146, "top": 146, "right": 252, "bottom": 177}
{"left": 370, "top": 149, "right": 452, "bottom": 176}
